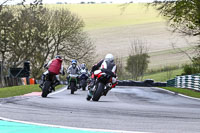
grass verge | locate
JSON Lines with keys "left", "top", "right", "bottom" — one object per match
{"left": 161, "top": 87, "right": 200, "bottom": 99}
{"left": 143, "top": 68, "right": 183, "bottom": 82}
{"left": 0, "top": 84, "right": 65, "bottom": 98}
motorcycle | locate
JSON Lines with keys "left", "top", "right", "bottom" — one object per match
{"left": 87, "top": 69, "right": 117, "bottom": 101}
{"left": 41, "top": 73, "right": 58, "bottom": 97}
{"left": 68, "top": 74, "right": 79, "bottom": 94}
{"left": 79, "top": 69, "right": 88, "bottom": 91}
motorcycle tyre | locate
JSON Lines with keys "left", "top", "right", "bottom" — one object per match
{"left": 80, "top": 80, "right": 87, "bottom": 91}
{"left": 82, "top": 83, "right": 87, "bottom": 91}
{"left": 70, "top": 82, "right": 76, "bottom": 94}
{"left": 41, "top": 81, "right": 51, "bottom": 98}
{"left": 92, "top": 82, "right": 104, "bottom": 101}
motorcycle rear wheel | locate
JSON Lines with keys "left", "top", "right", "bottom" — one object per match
{"left": 82, "top": 84, "right": 86, "bottom": 91}
{"left": 80, "top": 80, "right": 87, "bottom": 91}
{"left": 41, "top": 81, "right": 51, "bottom": 97}
{"left": 92, "top": 82, "right": 104, "bottom": 101}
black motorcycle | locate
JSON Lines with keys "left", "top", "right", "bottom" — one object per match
{"left": 87, "top": 69, "right": 117, "bottom": 101}
{"left": 41, "top": 73, "right": 59, "bottom": 97}
{"left": 79, "top": 69, "right": 88, "bottom": 91}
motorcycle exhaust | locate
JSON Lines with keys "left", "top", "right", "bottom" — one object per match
{"left": 106, "top": 83, "right": 112, "bottom": 88}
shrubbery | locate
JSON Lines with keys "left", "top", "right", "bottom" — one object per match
{"left": 182, "top": 56, "right": 200, "bottom": 75}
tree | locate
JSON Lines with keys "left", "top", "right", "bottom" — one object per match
{"left": 152, "top": 0, "right": 200, "bottom": 36}
{"left": 182, "top": 45, "right": 200, "bottom": 75}
{"left": 152, "top": 0, "right": 200, "bottom": 74}
{"left": 0, "top": 0, "right": 9, "bottom": 13}
{"left": 126, "top": 40, "right": 149, "bottom": 81}
{"left": 48, "top": 9, "right": 94, "bottom": 63}
{"left": 0, "top": 1, "right": 95, "bottom": 79}
{"left": 115, "top": 56, "right": 124, "bottom": 80}
{"left": 0, "top": 7, "right": 16, "bottom": 78}
{"left": 9, "top": 6, "right": 53, "bottom": 78}
{"left": 5, "top": 6, "right": 94, "bottom": 78}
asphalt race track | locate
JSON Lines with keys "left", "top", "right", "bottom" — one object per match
{"left": 0, "top": 86, "right": 200, "bottom": 133}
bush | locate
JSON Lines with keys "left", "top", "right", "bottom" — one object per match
{"left": 125, "top": 40, "right": 149, "bottom": 81}
{"left": 126, "top": 53, "right": 149, "bottom": 80}
{"left": 182, "top": 64, "right": 193, "bottom": 75}
{"left": 182, "top": 57, "right": 200, "bottom": 75}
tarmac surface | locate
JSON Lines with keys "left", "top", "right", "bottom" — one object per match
{"left": 0, "top": 86, "right": 200, "bottom": 133}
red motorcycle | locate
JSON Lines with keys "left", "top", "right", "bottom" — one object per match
{"left": 87, "top": 69, "right": 117, "bottom": 101}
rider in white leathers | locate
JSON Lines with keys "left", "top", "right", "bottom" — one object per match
{"left": 87, "top": 54, "right": 117, "bottom": 99}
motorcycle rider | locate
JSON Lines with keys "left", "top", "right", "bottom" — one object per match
{"left": 39, "top": 55, "right": 65, "bottom": 91}
{"left": 67, "top": 59, "right": 80, "bottom": 88}
{"left": 87, "top": 53, "right": 117, "bottom": 99}
{"left": 79, "top": 63, "right": 90, "bottom": 90}
{"left": 80, "top": 63, "right": 90, "bottom": 76}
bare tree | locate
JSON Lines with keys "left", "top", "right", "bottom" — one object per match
{"left": 115, "top": 56, "right": 124, "bottom": 80}
{"left": 0, "top": 7, "right": 15, "bottom": 79}
{"left": 5, "top": 6, "right": 95, "bottom": 78}
{"left": 49, "top": 9, "right": 95, "bottom": 64}
{"left": 166, "top": 69, "right": 173, "bottom": 80}
{"left": 126, "top": 39, "right": 150, "bottom": 81}
{"left": 0, "top": 0, "right": 9, "bottom": 12}
{"left": 152, "top": 0, "right": 200, "bottom": 37}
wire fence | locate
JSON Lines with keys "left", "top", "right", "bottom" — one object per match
{"left": 0, "top": 77, "right": 23, "bottom": 88}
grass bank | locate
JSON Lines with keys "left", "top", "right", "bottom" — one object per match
{"left": 143, "top": 68, "right": 183, "bottom": 82}
{"left": 0, "top": 85, "right": 65, "bottom": 98}
{"left": 161, "top": 87, "right": 200, "bottom": 98}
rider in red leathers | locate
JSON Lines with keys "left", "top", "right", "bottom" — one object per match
{"left": 39, "top": 55, "right": 65, "bottom": 91}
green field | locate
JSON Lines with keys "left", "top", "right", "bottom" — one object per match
{"left": 46, "top": 4, "right": 164, "bottom": 30}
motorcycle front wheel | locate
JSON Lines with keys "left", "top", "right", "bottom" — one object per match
{"left": 92, "top": 82, "right": 104, "bottom": 101}
{"left": 81, "top": 80, "right": 87, "bottom": 91}
{"left": 70, "top": 82, "right": 76, "bottom": 94}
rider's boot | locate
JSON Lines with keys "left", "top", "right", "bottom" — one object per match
{"left": 86, "top": 90, "right": 93, "bottom": 101}
{"left": 52, "top": 80, "right": 60, "bottom": 91}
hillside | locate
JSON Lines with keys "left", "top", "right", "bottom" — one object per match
{"left": 47, "top": 4, "right": 198, "bottom": 68}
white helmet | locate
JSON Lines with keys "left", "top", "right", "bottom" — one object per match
{"left": 105, "top": 54, "right": 114, "bottom": 62}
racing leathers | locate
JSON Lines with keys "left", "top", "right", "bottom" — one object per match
{"left": 88, "top": 59, "right": 117, "bottom": 92}
{"left": 67, "top": 65, "right": 80, "bottom": 88}
{"left": 40, "top": 58, "right": 65, "bottom": 90}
